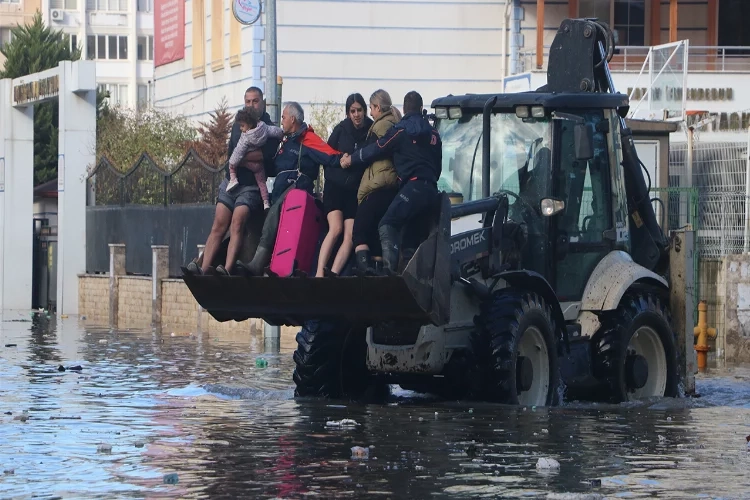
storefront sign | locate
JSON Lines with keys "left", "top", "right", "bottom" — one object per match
{"left": 628, "top": 87, "right": 734, "bottom": 102}
{"left": 154, "top": 0, "right": 185, "bottom": 68}
{"left": 232, "top": 0, "right": 262, "bottom": 25}
{"left": 686, "top": 111, "right": 750, "bottom": 132}
{"left": 12, "top": 74, "right": 59, "bottom": 106}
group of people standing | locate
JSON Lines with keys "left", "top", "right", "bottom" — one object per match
{"left": 185, "top": 85, "right": 442, "bottom": 278}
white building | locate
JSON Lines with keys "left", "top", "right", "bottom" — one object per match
{"left": 152, "top": 0, "right": 750, "bottom": 143}
{"left": 38, "top": 0, "right": 155, "bottom": 109}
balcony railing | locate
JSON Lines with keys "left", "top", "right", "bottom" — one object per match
{"left": 519, "top": 46, "right": 750, "bottom": 73}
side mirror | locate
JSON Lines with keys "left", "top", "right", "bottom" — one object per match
{"left": 541, "top": 198, "right": 565, "bottom": 217}
{"left": 574, "top": 123, "right": 594, "bottom": 160}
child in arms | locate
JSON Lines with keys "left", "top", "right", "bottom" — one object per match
{"left": 227, "top": 109, "right": 285, "bottom": 210}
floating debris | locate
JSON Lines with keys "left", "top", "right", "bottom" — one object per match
{"left": 163, "top": 473, "right": 179, "bottom": 484}
{"left": 536, "top": 457, "right": 561, "bottom": 470}
{"left": 351, "top": 446, "right": 369, "bottom": 459}
{"left": 326, "top": 419, "right": 359, "bottom": 429}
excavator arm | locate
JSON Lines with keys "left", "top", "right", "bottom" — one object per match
{"left": 541, "top": 18, "right": 671, "bottom": 275}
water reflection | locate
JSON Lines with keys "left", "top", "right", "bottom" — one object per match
{"left": 1, "top": 315, "right": 749, "bottom": 499}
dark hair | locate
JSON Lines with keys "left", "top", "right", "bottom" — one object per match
{"left": 245, "top": 86, "right": 263, "bottom": 98}
{"left": 345, "top": 93, "right": 367, "bottom": 116}
{"left": 403, "top": 91, "right": 423, "bottom": 115}
{"left": 236, "top": 108, "right": 258, "bottom": 128}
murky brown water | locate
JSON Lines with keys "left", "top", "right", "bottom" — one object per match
{"left": 1, "top": 312, "right": 749, "bottom": 499}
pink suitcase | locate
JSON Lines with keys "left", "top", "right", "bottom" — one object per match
{"left": 270, "top": 188, "right": 322, "bottom": 277}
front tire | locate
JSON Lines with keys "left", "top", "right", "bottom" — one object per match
{"left": 292, "top": 320, "right": 388, "bottom": 401}
{"left": 593, "top": 291, "right": 680, "bottom": 402}
{"left": 474, "top": 289, "right": 561, "bottom": 406}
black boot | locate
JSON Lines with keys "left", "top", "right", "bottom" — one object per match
{"left": 237, "top": 247, "right": 272, "bottom": 276}
{"left": 378, "top": 224, "right": 401, "bottom": 274}
{"left": 355, "top": 250, "right": 371, "bottom": 274}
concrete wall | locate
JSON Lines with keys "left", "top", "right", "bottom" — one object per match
{"left": 117, "top": 276, "right": 151, "bottom": 328}
{"left": 78, "top": 274, "right": 108, "bottom": 323}
{"left": 721, "top": 254, "right": 750, "bottom": 363}
{"left": 78, "top": 274, "right": 299, "bottom": 343}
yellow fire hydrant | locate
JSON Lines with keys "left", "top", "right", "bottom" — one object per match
{"left": 693, "top": 300, "right": 717, "bottom": 372}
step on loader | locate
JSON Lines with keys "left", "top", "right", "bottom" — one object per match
{"left": 183, "top": 18, "right": 682, "bottom": 405}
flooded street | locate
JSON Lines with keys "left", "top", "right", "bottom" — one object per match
{"left": 1, "top": 313, "right": 749, "bottom": 499}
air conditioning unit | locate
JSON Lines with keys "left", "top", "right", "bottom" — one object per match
{"left": 50, "top": 9, "right": 64, "bottom": 22}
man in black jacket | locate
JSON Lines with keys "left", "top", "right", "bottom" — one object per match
{"left": 187, "top": 86, "right": 281, "bottom": 276}
{"left": 343, "top": 91, "right": 442, "bottom": 272}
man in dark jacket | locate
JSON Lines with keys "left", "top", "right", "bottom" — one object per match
{"left": 187, "top": 86, "right": 281, "bottom": 276}
{"left": 343, "top": 91, "right": 442, "bottom": 272}
{"left": 238, "top": 101, "right": 342, "bottom": 276}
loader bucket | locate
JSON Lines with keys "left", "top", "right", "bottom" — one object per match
{"left": 182, "top": 193, "right": 453, "bottom": 328}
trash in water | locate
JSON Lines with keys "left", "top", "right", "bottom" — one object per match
{"left": 58, "top": 365, "right": 66, "bottom": 372}
{"left": 4, "top": 344, "right": 17, "bottom": 347}
{"left": 98, "top": 340, "right": 107, "bottom": 344}
{"left": 3, "top": 469, "right": 14, "bottom": 475}
{"left": 135, "top": 441, "right": 145, "bottom": 448}
{"left": 536, "top": 457, "right": 561, "bottom": 470}
{"left": 97, "top": 443, "right": 112, "bottom": 453}
{"left": 326, "top": 419, "right": 359, "bottom": 428}
{"left": 351, "top": 446, "right": 369, "bottom": 459}
{"left": 163, "top": 473, "right": 179, "bottom": 484}
{"left": 68, "top": 365, "right": 83, "bottom": 371}
{"left": 255, "top": 357, "right": 268, "bottom": 368}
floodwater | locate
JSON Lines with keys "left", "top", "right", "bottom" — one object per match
{"left": 1, "top": 313, "right": 749, "bottom": 499}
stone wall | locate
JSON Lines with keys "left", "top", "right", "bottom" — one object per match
{"left": 117, "top": 277, "right": 152, "bottom": 329}
{"left": 78, "top": 275, "right": 298, "bottom": 342}
{"left": 722, "top": 255, "right": 750, "bottom": 363}
{"left": 78, "top": 275, "right": 109, "bottom": 324}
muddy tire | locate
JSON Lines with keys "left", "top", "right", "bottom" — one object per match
{"left": 474, "top": 289, "right": 561, "bottom": 406}
{"left": 293, "top": 320, "right": 388, "bottom": 401}
{"left": 593, "top": 291, "right": 679, "bottom": 402}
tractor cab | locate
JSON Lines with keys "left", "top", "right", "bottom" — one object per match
{"left": 431, "top": 92, "right": 633, "bottom": 302}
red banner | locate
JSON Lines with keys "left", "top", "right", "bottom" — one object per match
{"left": 154, "top": 0, "right": 185, "bottom": 68}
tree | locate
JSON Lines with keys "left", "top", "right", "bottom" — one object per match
{"left": 190, "top": 97, "right": 233, "bottom": 167}
{"left": 95, "top": 106, "right": 197, "bottom": 172}
{"left": 308, "top": 100, "right": 341, "bottom": 142}
{"left": 0, "top": 11, "right": 81, "bottom": 185}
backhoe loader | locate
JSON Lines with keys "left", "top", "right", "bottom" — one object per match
{"left": 183, "top": 18, "right": 681, "bottom": 405}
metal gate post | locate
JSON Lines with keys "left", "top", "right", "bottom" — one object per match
{"left": 670, "top": 229, "right": 697, "bottom": 395}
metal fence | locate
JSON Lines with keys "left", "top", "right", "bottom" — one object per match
{"left": 519, "top": 46, "right": 750, "bottom": 73}
{"left": 667, "top": 138, "right": 750, "bottom": 347}
{"left": 86, "top": 149, "right": 226, "bottom": 206}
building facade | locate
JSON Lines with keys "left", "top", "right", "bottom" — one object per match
{"left": 1, "top": 0, "right": 155, "bottom": 110}
{"left": 152, "top": 0, "right": 750, "bottom": 141}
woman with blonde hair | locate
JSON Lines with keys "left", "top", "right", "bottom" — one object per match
{"left": 349, "top": 89, "right": 402, "bottom": 274}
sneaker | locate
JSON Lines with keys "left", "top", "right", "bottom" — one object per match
{"left": 185, "top": 261, "right": 202, "bottom": 276}
{"left": 226, "top": 178, "right": 239, "bottom": 192}
{"left": 263, "top": 200, "right": 271, "bottom": 210}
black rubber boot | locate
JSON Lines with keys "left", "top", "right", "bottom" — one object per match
{"left": 378, "top": 225, "right": 401, "bottom": 274}
{"left": 237, "top": 247, "right": 272, "bottom": 276}
{"left": 355, "top": 250, "right": 371, "bottom": 274}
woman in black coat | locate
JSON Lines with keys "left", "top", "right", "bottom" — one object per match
{"left": 316, "top": 93, "right": 374, "bottom": 277}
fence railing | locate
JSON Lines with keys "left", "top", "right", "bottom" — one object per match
{"left": 519, "top": 45, "right": 750, "bottom": 73}
{"left": 87, "top": 149, "right": 226, "bottom": 206}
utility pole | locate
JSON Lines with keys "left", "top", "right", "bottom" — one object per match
{"left": 263, "top": 0, "right": 281, "bottom": 352}
{"left": 265, "top": 0, "right": 279, "bottom": 124}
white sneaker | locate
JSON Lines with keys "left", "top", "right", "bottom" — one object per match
{"left": 226, "top": 179, "right": 239, "bottom": 192}
{"left": 263, "top": 200, "right": 271, "bottom": 210}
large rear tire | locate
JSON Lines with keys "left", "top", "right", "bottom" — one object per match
{"left": 292, "top": 320, "right": 389, "bottom": 401}
{"left": 474, "top": 289, "right": 561, "bottom": 406}
{"left": 593, "top": 291, "right": 680, "bottom": 402}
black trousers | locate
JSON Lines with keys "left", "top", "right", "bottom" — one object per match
{"left": 379, "top": 179, "right": 438, "bottom": 231}
{"left": 352, "top": 187, "right": 398, "bottom": 256}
